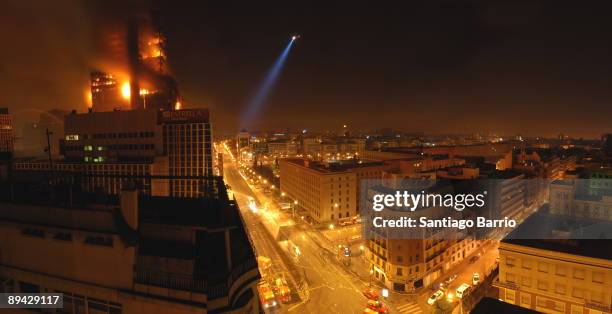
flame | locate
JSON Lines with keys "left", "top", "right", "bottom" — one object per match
{"left": 175, "top": 101, "right": 181, "bottom": 110}
{"left": 139, "top": 88, "right": 149, "bottom": 95}
{"left": 121, "top": 81, "right": 131, "bottom": 100}
{"left": 85, "top": 88, "right": 93, "bottom": 107}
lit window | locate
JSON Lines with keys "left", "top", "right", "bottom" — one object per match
{"left": 65, "top": 134, "right": 79, "bottom": 141}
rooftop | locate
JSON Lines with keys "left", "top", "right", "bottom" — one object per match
{"left": 502, "top": 212, "right": 612, "bottom": 260}
{"left": 282, "top": 158, "right": 384, "bottom": 174}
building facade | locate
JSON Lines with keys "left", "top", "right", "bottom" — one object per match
{"left": 0, "top": 178, "right": 260, "bottom": 314}
{"left": 0, "top": 108, "right": 13, "bottom": 156}
{"left": 16, "top": 108, "right": 212, "bottom": 198}
{"left": 497, "top": 238, "right": 611, "bottom": 314}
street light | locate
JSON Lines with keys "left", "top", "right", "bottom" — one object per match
{"left": 281, "top": 192, "right": 286, "bottom": 197}
{"left": 292, "top": 200, "right": 298, "bottom": 218}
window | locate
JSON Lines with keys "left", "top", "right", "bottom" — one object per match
{"left": 555, "top": 284, "right": 566, "bottom": 295}
{"left": 556, "top": 265, "right": 567, "bottom": 277}
{"left": 592, "top": 272, "right": 604, "bottom": 284}
{"left": 522, "top": 259, "right": 532, "bottom": 269}
{"left": 571, "top": 305, "right": 583, "bottom": 314}
{"left": 396, "top": 267, "right": 403, "bottom": 276}
{"left": 573, "top": 269, "right": 585, "bottom": 280}
{"left": 84, "top": 235, "right": 113, "bottom": 247}
{"left": 520, "top": 294, "right": 531, "bottom": 307}
{"left": 506, "top": 257, "right": 516, "bottom": 266}
{"left": 538, "top": 262, "right": 549, "bottom": 273}
{"left": 22, "top": 228, "right": 44, "bottom": 238}
{"left": 505, "top": 289, "right": 515, "bottom": 303}
{"left": 521, "top": 277, "right": 531, "bottom": 287}
{"left": 572, "top": 288, "right": 584, "bottom": 299}
{"left": 506, "top": 273, "right": 516, "bottom": 283}
{"left": 397, "top": 255, "right": 403, "bottom": 263}
{"left": 537, "top": 280, "right": 547, "bottom": 291}
{"left": 53, "top": 232, "right": 72, "bottom": 241}
{"left": 65, "top": 134, "right": 79, "bottom": 141}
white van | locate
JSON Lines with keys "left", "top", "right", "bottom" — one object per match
{"left": 456, "top": 283, "right": 471, "bottom": 299}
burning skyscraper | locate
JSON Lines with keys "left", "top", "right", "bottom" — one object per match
{"left": 89, "top": 12, "right": 180, "bottom": 112}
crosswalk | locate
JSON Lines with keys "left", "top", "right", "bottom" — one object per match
{"left": 395, "top": 302, "right": 422, "bottom": 314}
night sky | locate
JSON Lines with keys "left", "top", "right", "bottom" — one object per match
{"left": 1, "top": 0, "right": 611, "bottom": 137}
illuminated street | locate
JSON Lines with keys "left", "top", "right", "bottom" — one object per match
{"left": 222, "top": 147, "right": 369, "bottom": 313}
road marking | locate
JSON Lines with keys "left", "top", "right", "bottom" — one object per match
{"left": 396, "top": 302, "right": 422, "bottom": 314}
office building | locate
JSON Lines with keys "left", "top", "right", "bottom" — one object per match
{"left": 0, "top": 108, "right": 13, "bottom": 158}
{"left": 14, "top": 108, "right": 212, "bottom": 198}
{"left": 91, "top": 71, "right": 128, "bottom": 112}
{"left": 0, "top": 176, "right": 260, "bottom": 313}
{"left": 279, "top": 158, "right": 386, "bottom": 223}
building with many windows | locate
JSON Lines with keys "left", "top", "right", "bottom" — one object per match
{"left": 364, "top": 182, "right": 478, "bottom": 292}
{"left": 13, "top": 108, "right": 212, "bottom": 198}
{"left": 0, "top": 108, "right": 13, "bottom": 157}
{"left": 279, "top": 158, "right": 386, "bottom": 223}
{"left": 496, "top": 213, "right": 612, "bottom": 314}
{"left": 0, "top": 177, "right": 260, "bottom": 314}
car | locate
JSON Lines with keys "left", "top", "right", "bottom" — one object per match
{"left": 469, "top": 255, "right": 479, "bottom": 263}
{"left": 366, "top": 300, "right": 389, "bottom": 314}
{"left": 257, "top": 282, "right": 278, "bottom": 309}
{"left": 472, "top": 273, "right": 480, "bottom": 286}
{"left": 427, "top": 290, "right": 445, "bottom": 305}
{"left": 362, "top": 288, "right": 379, "bottom": 301}
{"left": 445, "top": 274, "right": 458, "bottom": 285}
{"left": 273, "top": 277, "right": 292, "bottom": 303}
{"left": 456, "top": 283, "right": 471, "bottom": 299}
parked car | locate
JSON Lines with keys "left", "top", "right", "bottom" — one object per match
{"left": 469, "top": 255, "right": 479, "bottom": 263}
{"left": 366, "top": 300, "right": 389, "bottom": 314}
{"left": 445, "top": 274, "right": 458, "bottom": 285}
{"left": 362, "top": 288, "right": 379, "bottom": 301}
{"left": 472, "top": 273, "right": 480, "bottom": 286}
{"left": 456, "top": 283, "right": 471, "bottom": 299}
{"left": 427, "top": 290, "right": 445, "bottom": 305}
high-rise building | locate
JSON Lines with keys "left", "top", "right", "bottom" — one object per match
{"left": 0, "top": 175, "right": 260, "bottom": 313}
{"left": 0, "top": 108, "right": 13, "bottom": 159}
{"left": 91, "top": 71, "right": 129, "bottom": 112}
{"left": 161, "top": 109, "right": 213, "bottom": 197}
{"left": 14, "top": 108, "right": 212, "bottom": 198}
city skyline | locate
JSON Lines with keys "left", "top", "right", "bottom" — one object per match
{"left": 0, "top": 4, "right": 611, "bottom": 313}
{"left": 1, "top": 1, "right": 612, "bottom": 137}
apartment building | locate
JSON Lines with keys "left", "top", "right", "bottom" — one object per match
{"left": 364, "top": 183, "right": 478, "bottom": 292}
{"left": 550, "top": 179, "right": 612, "bottom": 221}
{"left": 496, "top": 213, "right": 612, "bottom": 314}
